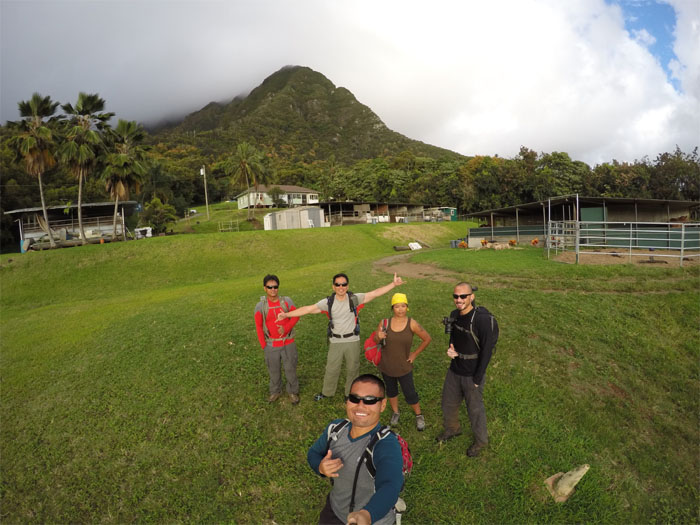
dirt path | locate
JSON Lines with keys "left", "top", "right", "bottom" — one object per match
{"left": 372, "top": 253, "right": 460, "bottom": 283}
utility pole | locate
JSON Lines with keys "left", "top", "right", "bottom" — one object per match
{"left": 201, "top": 165, "right": 210, "bottom": 220}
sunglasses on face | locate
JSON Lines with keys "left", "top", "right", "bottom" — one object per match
{"left": 453, "top": 293, "right": 472, "bottom": 299}
{"left": 334, "top": 282, "right": 348, "bottom": 287}
{"left": 266, "top": 285, "right": 279, "bottom": 289}
{"left": 347, "top": 393, "right": 384, "bottom": 405}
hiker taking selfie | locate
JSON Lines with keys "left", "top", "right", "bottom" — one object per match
{"left": 436, "top": 282, "right": 499, "bottom": 457}
{"left": 307, "top": 374, "right": 404, "bottom": 525}
{"left": 373, "top": 293, "right": 431, "bottom": 431}
{"left": 277, "top": 273, "right": 405, "bottom": 401}
{"left": 254, "top": 274, "right": 301, "bottom": 405}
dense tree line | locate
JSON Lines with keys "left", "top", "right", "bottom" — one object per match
{"left": 2, "top": 93, "right": 698, "bottom": 251}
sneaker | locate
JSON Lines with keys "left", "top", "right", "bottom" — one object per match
{"left": 467, "top": 442, "right": 487, "bottom": 457}
{"left": 314, "top": 392, "right": 328, "bottom": 401}
{"left": 435, "top": 430, "right": 462, "bottom": 443}
{"left": 416, "top": 414, "right": 425, "bottom": 431}
{"left": 268, "top": 393, "right": 281, "bottom": 403}
{"left": 390, "top": 412, "right": 400, "bottom": 426}
{"left": 290, "top": 393, "right": 300, "bottom": 405}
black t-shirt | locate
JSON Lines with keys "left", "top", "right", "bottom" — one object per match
{"left": 448, "top": 308, "right": 495, "bottom": 384}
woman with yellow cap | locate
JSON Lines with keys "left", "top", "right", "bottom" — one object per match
{"left": 374, "top": 292, "right": 432, "bottom": 430}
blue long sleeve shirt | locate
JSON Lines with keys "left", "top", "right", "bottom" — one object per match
{"left": 308, "top": 419, "right": 403, "bottom": 523}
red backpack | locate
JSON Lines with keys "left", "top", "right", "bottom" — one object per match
{"left": 363, "top": 319, "right": 388, "bottom": 366}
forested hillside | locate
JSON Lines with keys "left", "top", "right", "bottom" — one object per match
{"left": 153, "top": 65, "right": 460, "bottom": 163}
{"left": 1, "top": 65, "right": 698, "bottom": 250}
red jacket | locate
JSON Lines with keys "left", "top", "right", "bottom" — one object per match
{"left": 254, "top": 297, "right": 299, "bottom": 348}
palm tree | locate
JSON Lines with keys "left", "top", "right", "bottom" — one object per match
{"left": 7, "top": 93, "right": 60, "bottom": 248}
{"left": 59, "top": 93, "right": 114, "bottom": 244}
{"left": 225, "top": 142, "right": 266, "bottom": 220}
{"left": 102, "top": 120, "right": 148, "bottom": 240}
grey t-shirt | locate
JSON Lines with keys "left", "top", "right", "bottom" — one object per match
{"left": 316, "top": 293, "right": 366, "bottom": 343}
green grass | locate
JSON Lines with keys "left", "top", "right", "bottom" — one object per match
{"left": 173, "top": 201, "right": 271, "bottom": 234}
{"left": 1, "top": 225, "right": 698, "bottom": 523}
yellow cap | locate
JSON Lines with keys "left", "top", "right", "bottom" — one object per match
{"left": 391, "top": 293, "right": 408, "bottom": 309}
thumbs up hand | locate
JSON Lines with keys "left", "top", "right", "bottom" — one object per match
{"left": 319, "top": 448, "right": 344, "bottom": 478}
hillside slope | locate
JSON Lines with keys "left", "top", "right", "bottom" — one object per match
{"left": 151, "top": 65, "right": 464, "bottom": 163}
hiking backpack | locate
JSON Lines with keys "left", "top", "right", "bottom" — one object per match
{"left": 258, "top": 296, "right": 295, "bottom": 341}
{"left": 364, "top": 318, "right": 389, "bottom": 366}
{"left": 326, "top": 419, "right": 412, "bottom": 512}
{"left": 325, "top": 292, "right": 365, "bottom": 339}
{"left": 449, "top": 305, "right": 499, "bottom": 354}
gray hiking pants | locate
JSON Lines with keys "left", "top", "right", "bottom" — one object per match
{"left": 441, "top": 369, "right": 488, "bottom": 445}
{"left": 264, "top": 341, "right": 299, "bottom": 395}
{"left": 322, "top": 340, "right": 361, "bottom": 397}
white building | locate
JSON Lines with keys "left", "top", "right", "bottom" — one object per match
{"left": 235, "top": 185, "right": 319, "bottom": 210}
{"left": 264, "top": 206, "right": 326, "bottom": 231}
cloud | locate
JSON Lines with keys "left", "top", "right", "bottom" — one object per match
{"left": 632, "top": 28, "right": 657, "bottom": 46}
{"left": 1, "top": 0, "right": 697, "bottom": 166}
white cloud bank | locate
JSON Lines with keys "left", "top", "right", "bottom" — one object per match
{"left": 1, "top": 0, "right": 697, "bottom": 166}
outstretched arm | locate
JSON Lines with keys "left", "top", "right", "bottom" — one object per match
{"left": 362, "top": 273, "right": 405, "bottom": 304}
{"left": 277, "top": 303, "right": 322, "bottom": 322}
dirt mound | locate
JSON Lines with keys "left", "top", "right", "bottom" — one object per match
{"left": 379, "top": 224, "right": 463, "bottom": 247}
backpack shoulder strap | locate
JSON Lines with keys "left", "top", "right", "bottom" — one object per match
{"left": 348, "top": 291, "right": 359, "bottom": 311}
{"left": 347, "top": 291, "right": 361, "bottom": 335}
{"left": 363, "top": 425, "right": 391, "bottom": 479}
{"left": 326, "top": 294, "right": 335, "bottom": 336}
{"left": 258, "top": 297, "right": 270, "bottom": 338}
{"left": 325, "top": 418, "right": 350, "bottom": 450}
{"left": 469, "top": 306, "right": 495, "bottom": 350}
{"left": 280, "top": 296, "right": 291, "bottom": 314}
{"left": 349, "top": 425, "right": 390, "bottom": 512}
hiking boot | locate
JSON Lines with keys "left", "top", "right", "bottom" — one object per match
{"left": 290, "top": 393, "right": 300, "bottom": 405}
{"left": 416, "top": 414, "right": 425, "bottom": 431}
{"left": 467, "top": 442, "right": 487, "bottom": 457}
{"left": 268, "top": 393, "right": 281, "bottom": 403}
{"left": 435, "top": 430, "right": 462, "bottom": 443}
{"left": 390, "top": 412, "right": 400, "bottom": 426}
{"left": 314, "top": 392, "right": 329, "bottom": 401}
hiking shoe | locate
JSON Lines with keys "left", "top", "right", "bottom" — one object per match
{"left": 435, "top": 430, "right": 462, "bottom": 443}
{"left": 390, "top": 412, "right": 400, "bottom": 426}
{"left": 314, "top": 392, "right": 328, "bottom": 401}
{"left": 467, "top": 442, "right": 487, "bottom": 457}
{"left": 416, "top": 414, "right": 425, "bottom": 431}
{"left": 290, "top": 393, "right": 300, "bottom": 405}
{"left": 268, "top": 393, "right": 281, "bottom": 403}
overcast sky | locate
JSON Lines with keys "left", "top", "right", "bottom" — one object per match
{"left": 1, "top": 0, "right": 698, "bottom": 165}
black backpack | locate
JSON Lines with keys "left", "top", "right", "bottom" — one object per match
{"left": 449, "top": 305, "right": 499, "bottom": 353}
{"left": 325, "top": 292, "right": 363, "bottom": 338}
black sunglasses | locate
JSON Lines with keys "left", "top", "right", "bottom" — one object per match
{"left": 334, "top": 282, "right": 348, "bottom": 287}
{"left": 266, "top": 285, "right": 279, "bottom": 289}
{"left": 347, "top": 393, "right": 384, "bottom": 405}
{"left": 453, "top": 293, "right": 472, "bottom": 299}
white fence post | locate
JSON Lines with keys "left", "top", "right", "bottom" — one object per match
{"left": 680, "top": 224, "right": 685, "bottom": 268}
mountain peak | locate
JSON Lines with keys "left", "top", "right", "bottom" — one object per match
{"left": 152, "top": 66, "right": 460, "bottom": 163}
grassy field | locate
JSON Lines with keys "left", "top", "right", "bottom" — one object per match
{"left": 173, "top": 201, "right": 273, "bottom": 234}
{"left": 1, "top": 222, "right": 698, "bottom": 524}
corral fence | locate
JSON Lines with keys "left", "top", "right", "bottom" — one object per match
{"left": 218, "top": 220, "right": 240, "bottom": 232}
{"left": 547, "top": 220, "right": 700, "bottom": 267}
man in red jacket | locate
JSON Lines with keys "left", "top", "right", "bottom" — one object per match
{"left": 254, "top": 274, "right": 300, "bottom": 404}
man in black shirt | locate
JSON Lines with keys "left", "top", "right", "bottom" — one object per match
{"left": 436, "top": 282, "right": 497, "bottom": 457}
